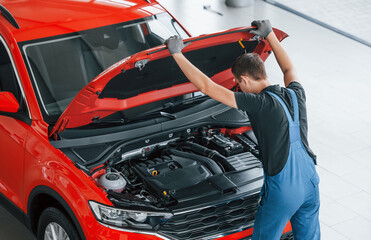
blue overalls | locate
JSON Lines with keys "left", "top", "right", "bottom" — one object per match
{"left": 252, "top": 89, "right": 321, "bottom": 240}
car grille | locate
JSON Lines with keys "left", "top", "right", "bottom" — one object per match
{"left": 158, "top": 193, "right": 260, "bottom": 240}
{"left": 240, "top": 231, "right": 294, "bottom": 240}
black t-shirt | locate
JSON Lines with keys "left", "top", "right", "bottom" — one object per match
{"left": 234, "top": 81, "right": 316, "bottom": 176}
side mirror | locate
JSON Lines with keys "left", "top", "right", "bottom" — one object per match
{"left": 0, "top": 92, "right": 19, "bottom": 113}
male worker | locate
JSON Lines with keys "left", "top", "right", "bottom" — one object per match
{"left": 165, "top": 20, "right": 320, "bottom": 240}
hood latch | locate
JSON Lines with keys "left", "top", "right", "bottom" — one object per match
{"left": 135, "top": 59, "right": 149, "bottom": 71}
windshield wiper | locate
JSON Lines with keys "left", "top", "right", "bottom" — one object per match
{"left": 87, "top": 111, "right": 176, "bottom": 127}
{"left": 127, "top": 95, "right": 208, "bottom": 119}
{"left": 90, "top": 119, "right": 126, "bottom": 126}
{"left": 163, "top": 95, "right": 209, "bottom": 109}
{"left": 128, "top": 111, "right": 176, "bottom": 123}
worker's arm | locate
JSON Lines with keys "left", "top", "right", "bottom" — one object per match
{"left": 166, "top": 36, "right": 237, "bottom": 109}
{"left": 249, "top": 20, "right": 299, "bottom": 87}
{"left": 266, "top": 32, "right": 299, "bottom": 87}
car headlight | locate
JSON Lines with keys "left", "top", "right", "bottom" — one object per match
{"left": 89, "top": 201, "right": 173, "bottom": 230}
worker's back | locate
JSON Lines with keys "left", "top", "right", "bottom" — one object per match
{"left": 234, "top": 81, "right": 316, "bottom": 176}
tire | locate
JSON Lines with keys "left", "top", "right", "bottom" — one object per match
{"left": 37, "top": 207, "right": 80, "bottom": 240}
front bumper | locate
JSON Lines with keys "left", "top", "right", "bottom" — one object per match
{"left": 86, "top": 190, "right": 292, "bottom": 240}
{"left": 87, "top": 220, "right": 292, "bottom": 240}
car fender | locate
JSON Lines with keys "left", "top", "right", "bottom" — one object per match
{"left": 24, "top": 126, "right": 112, "bottom": 239}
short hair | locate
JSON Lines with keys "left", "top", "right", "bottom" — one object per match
{"left": 231, "top": 53, "right": 267, "bottom": 81}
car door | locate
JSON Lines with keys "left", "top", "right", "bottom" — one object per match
{"left": 0, "top": 35, "right": 31, "bottom": 211}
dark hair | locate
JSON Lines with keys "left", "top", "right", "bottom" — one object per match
{"left": 231, "top": 53, "right": 267, "bottom": 81}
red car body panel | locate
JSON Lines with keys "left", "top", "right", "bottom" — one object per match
{"left": 0, "top": 0, "right": 292, "bottom": 239}
{"left": 0, "top": 92, "right": 19, "bottom": 112}
{"left": 0, "top": 116, "right": 28, "bottom": 209}
{"left": 21, "top": 120, "right": 112, "bottom": 239}
{"left": 2, "top": 0, "right": 166, "bottom": 42}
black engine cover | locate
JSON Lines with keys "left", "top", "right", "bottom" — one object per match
{"left": 133, "top": 155, "right": 212, "bottom": 199}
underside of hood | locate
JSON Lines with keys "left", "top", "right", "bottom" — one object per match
{"left": 50, "top": 27, "right": 288, "bottom": 137}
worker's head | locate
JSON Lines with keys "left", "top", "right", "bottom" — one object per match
{"left": 231, "top": 53, "right": 268, "bottom": 93}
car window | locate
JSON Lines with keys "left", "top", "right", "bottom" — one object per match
{"left": 147, "top": 13, "right": 188, "bottom": 39}
{"left": 20, "top": 13, "right": 188, "bottom": 124}
{"left": 0, "top": 36, "right": 28, "bottom": 115}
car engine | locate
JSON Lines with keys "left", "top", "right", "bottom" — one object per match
{"left": 93, "top": 128, "right": 262, "bottom": 208}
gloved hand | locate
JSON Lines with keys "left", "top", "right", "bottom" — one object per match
{"left": 164, "top": 36, "right": 190, "bottom": 55}
{"left": 248, "top": 19, "right": 273, "bottom": 39}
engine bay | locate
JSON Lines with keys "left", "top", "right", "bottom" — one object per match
{"left": 91, "top": 127, "right": 263, "bottom": 209}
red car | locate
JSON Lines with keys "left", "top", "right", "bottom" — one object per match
{"left": 0, "top": 0, "right": 291, "bottom": 239}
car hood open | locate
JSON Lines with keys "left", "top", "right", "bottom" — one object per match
{"left": 50, "top": 26, "right": 288, "bottom": 137}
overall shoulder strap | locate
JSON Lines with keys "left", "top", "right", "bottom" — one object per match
{"left": 287, "top": 88, "right": 299, "bottom": 124}
{"left": 267, "top": 91, "right": 294, "bottom": 123}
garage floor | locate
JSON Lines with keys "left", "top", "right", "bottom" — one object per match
{"left": 264, "top": 0, "right": 371, "bottom": 47}
{"left": 1, "top": 0, "right": 370, "bottom": 239}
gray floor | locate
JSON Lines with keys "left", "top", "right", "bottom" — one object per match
{"left": 1, "top": 0, "right": 371, "bottom": 239}
{"left": 0, "top": 204, "right": 35, "bottom": 239}
{"left": 266, "top": 0, "right": 371, "bottom": 46}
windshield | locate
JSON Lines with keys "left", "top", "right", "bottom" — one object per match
{"left": 20, "top": 13, "right": 188, "bottom": 123}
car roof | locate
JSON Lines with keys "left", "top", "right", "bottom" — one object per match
{"left": 0, "top": 0, "right": 165, "bottom": 42}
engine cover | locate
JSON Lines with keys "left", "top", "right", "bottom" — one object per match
{"left": 133, "top": 155, "right": 212, "bottom": 199}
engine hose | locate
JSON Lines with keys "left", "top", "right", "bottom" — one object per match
{"left": 178, "top": 142, "right": 235, "bottom": 172}
{"left": 166, "top": 148, "right": 223, "bottom": 175}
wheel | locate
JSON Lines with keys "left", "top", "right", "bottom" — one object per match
{"left": 37, "top": 207, "right": 80, "bottom": 240}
